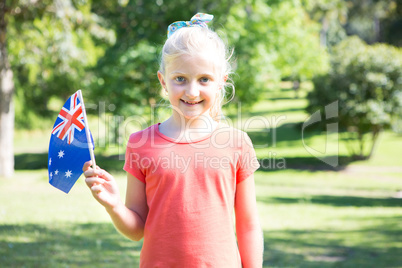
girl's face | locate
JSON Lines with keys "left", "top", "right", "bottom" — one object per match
{"left": 158, "top": 53, "right": 221, "bottom": 121}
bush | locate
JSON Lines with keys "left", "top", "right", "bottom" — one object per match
{"left": 307, "top": 36, "right": 402, "bottom": 159}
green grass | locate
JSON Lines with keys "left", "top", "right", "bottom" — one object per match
{"left": 0, "top": 170, "right": 142, "bottom": 267}
{"left": 4, "top": 85, "right": 402, "bottom": 267}
{"left": 256, "top": 170, "right": 402, "bottom": 267}
{"left": 1, "top": 169, "right": 401, "bottom": 267}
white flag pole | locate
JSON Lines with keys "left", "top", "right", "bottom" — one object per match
{"left": 77, "top": 89, "right": 97, "bottom": 170}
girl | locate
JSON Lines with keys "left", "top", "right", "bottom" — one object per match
{"left": 83, "top": 13, "right": 263, "bottom": 267}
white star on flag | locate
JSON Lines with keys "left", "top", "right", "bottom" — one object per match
{"left": 65, "top": 170, "right": 72, "bottom": 178}
{"left": 55, "top": 170, "right": 59, "bottom": 175}
{"left": 49, "top": 158, "right": 52, "bottom": 166}
{"left": 58, "top": 150, "right": 65, "bottom": 158}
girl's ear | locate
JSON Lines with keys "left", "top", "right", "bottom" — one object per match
{"left": 157, "top": 71, "right": 166, "bottom": 89}
{"left": 220, "top": 74, "right": 228, "bottom": 89}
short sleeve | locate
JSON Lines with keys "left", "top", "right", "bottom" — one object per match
{"left": 123, "top": 134, "right": 146, "bottom": 183}
{"left": 236, "top": 132, "right": 260, "bottom": 184}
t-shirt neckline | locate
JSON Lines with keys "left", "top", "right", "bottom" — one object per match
{"left": 155, "top": 122, "right": 221, "bottom": 144}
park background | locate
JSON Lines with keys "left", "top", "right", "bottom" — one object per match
{"left": 1, "top": 0, "right": 402, "bottom": 267}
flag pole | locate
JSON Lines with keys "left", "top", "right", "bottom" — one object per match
{"left": 77, "top": 89, "right": 97, "bottom": 169}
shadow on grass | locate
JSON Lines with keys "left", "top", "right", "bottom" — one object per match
{"left": 0, "top": 223, "right": 141, "bottom": 267}
{"left": 3, "top": 222, "right": 400, "bottom": 267}
{"left": 247, "top": 122, "right": 333, "bottom": 148}
{"left": 248, "top": 107, "right": 306, "bottom": 117}
{"left": 259, "top": 192, "right": 401, "bottom": 267}
{"left": 247, "top": 122, "right": 360, "bottom": 171}
{"left": 14, "top": 122, "right": 357, "bottom": 172}
{"left": 14, "top": 153, "right": 48, "bottom": 170}
{"left": 263, "top": 224, "right": 402, "bottom": 267}
{"left": 226, "top": 107, "right": 305, "bottom": 119}
{"left": 15, "top": 153, "right": 125, "bottom": 172}
{"left": 14, "top": 152, "right": 354, "bottom": 173}
{"left": 258, "top": 195, "right": 402, "bottom": 207}
{"left": 258, "top": 155, "right": 357, "bottom": 172}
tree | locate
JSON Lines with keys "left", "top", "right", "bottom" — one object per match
{"left": 303, "top": 0, "right": 402, "bottom": 47}
{"left": 224, "top": 0, "right": 328, "bottom": 102}
{"left": 302, "top": 0, "right": 348, "bottom": 47}
{"left": 0, "top": 0, "right": 15, "bottom": 177}
{"left": 9, "top": 0, "right": 114, "bottom": 122}
{"left": 307, "top": 36, "right": 402, "bottom": 159}
{"left": 1, "top": 0, "right": 113, "bottom": 177}
{"left": 270, "top": 0, "right": 329, "bottom": 96}
{"left": 345, "top": 0, "right": 400, "bottom": 45}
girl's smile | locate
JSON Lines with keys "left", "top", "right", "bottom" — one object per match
{"left": 181, "top": 99, "right": 203, "bottom": 105}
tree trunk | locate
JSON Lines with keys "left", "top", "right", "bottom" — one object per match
{"left": 292, "top": 80, "right": 300, "bottom": 99}
{"left": 355, "top": 130, "right": 368, "bottom": 160}
{"left": 373, "top": 15, "right": 381, "bottom": 43}
{"left": 320, "top": 16, "right": 329, "bottom": 47}
{"left": 0, "top": 0, "right": 15, "bottom": 178}
{"left": 367, "top": 126, "right": 381, "bottom": 159}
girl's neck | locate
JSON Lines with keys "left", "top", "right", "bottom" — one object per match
{"left": 159, "top": 114, "right": 219, "bottom": 141}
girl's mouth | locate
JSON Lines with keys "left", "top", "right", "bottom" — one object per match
{"left": 181, "top": 99, "right": 203, "bottom": 105}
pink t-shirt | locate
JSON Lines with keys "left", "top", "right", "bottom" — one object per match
{"left": 123, "top": 123, "right": 260, "bottom": 267}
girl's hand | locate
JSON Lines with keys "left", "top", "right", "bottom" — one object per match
{"left": 83, "top": 161, "right": 122, "bottom": 210}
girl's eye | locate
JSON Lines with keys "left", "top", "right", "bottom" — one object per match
{"left": 200, "top": 77, "right": 210, "bottom": 83}
{"left": 175, "top": 77, "right": 185, "bottom": 82}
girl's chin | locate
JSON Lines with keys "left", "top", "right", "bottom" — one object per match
{"left": 183, "top": 113, "right": 204, "bottom": 120}
{"left": 177, "top": 110, "right": 212, "bottom": 121}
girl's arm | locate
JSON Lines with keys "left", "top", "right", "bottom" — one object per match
{"left": 83, "top": 161, "right": 148, "bottom": 241}
{"left": 235, "top": 174, "right": 264, "bottom": 268}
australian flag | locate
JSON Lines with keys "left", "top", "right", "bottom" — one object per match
{"left": 48, "top": 91, "right": 94, "bottom": 193}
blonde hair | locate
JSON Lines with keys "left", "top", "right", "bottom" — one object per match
{"left": 159, "top": 26, "right": 234, "bottom": 121}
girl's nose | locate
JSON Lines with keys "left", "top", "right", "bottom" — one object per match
{"left": 185, "top": 81, "right": 200, "bottom": 98}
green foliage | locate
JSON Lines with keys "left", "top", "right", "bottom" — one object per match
{"left": 302, "top": 0, "right": 402, "bottom": 47}
{"left": 6, "top": 0, "right": 402, "bottom": 131}
{"left": 307, "top": 36, "right": 402, "bottom": 158}
{"left": 224, "top": 1, "right": 280, "bottom": 104}
{"left": 8, "top": 0, "right": 114, "bottom": 128}
{"left": 301, "top": 0, "right": 349, "bottom": 48}
{"left": 7, "top": 0, "right": 329, "bottom": 128}
{"left": 346, "top": 0, "right": 399, "bottom": 44}
{"left": 269, "top": 0, "right": 329, "bottom": 81}
{"left": 89, "top": 40, "right": 160, "bottom": 118}
{"left": 223, "top": 0, "right": 329, "bottom": 106}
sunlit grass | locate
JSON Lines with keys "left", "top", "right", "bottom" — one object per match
{"left": 1, "top": 168, "right": 401, "bottom": 267}
{"left": 255, "top": 170, "right": 402, "bottom": 267}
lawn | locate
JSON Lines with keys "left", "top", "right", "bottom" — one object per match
{"left": 2, "top": 85, "right": 402, "bottom": 267}
{"left": 1, "top": 168, "right": 401, "bottom": 267}
{"left": 256, "top": 170, "right": 402, "bottom": 267}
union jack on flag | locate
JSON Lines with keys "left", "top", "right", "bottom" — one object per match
{"left": 51, "top": 92, "right": 85, "bottom": 145}
{"left": 48, "top": 90, "right": 94, "bottom": 193}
